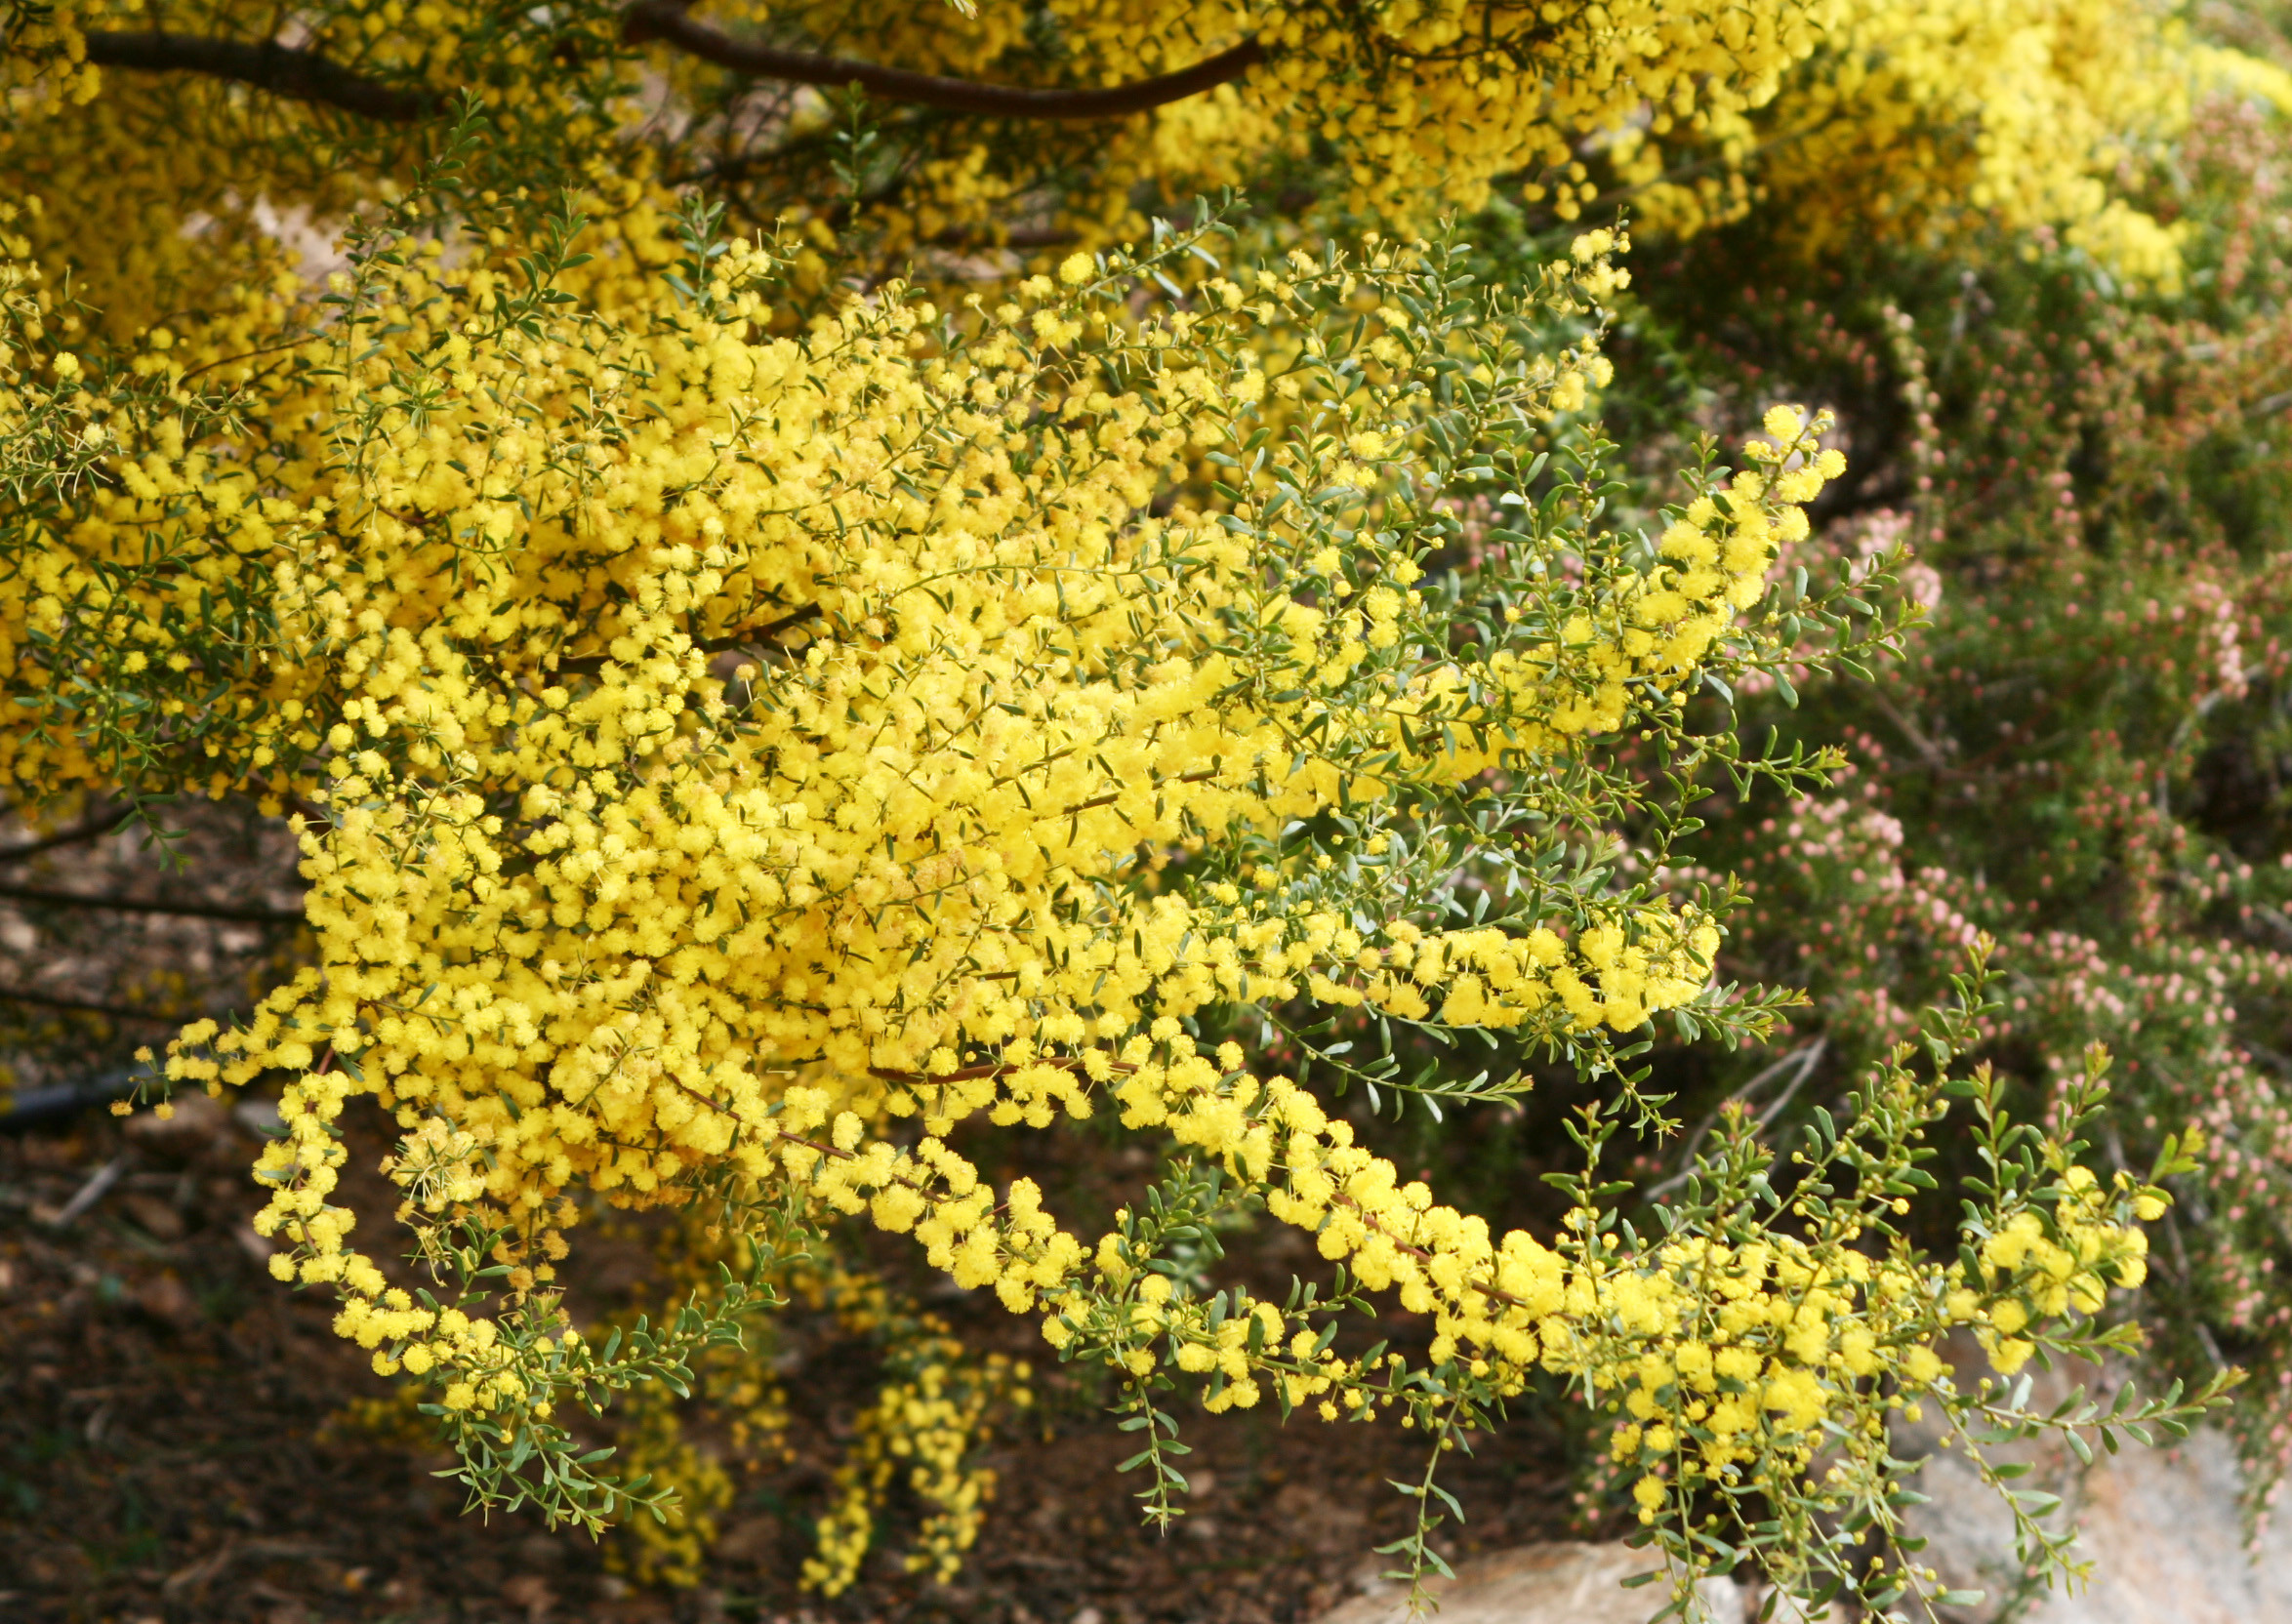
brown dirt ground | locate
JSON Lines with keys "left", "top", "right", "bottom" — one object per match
{"left": 0, "top": 1097, "right": 1600, "bottom": 1624}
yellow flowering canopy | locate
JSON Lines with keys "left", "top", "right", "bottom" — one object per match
{"left": 1635, "top": 0, "right": 2292, "bottom": 279}
{"left": 5, "top": 0, "right": 2285, "bottom": 334}
{"left": 0, "top": 0, "right": 2239, "bottom": 1612}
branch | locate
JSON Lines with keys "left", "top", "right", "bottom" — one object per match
{"left": 1644, "top": 1038, "right": 1826, "bottom": 1201}
{"left": 82, "top": 31, "right": 437, "bottom": 122}
{"left": 0, "top": 987, "right": 184, "bottom": 1024}
{"left": 0, "top": 806, "right": 133, "bottom": 866}
{"left": 664, "top": 1083, "right": 968, "bottom": 1212}
{"left": 868, "top": 1055, "right": 1135, "bottom": 1086}
{"left": 554, "top": 602, "right": 824, "bottom": 677}
{"left": 621, "top": 4, "right": 1265, "bottom": 120}
{"left": 82, "top": 16, "right": 1264, "bottom": 127}
{"left": 1061, "top": 768, "right": 1217, "bottom": 817}
{"left": 0, "top": 882, "right": 305, "bottom": 925}
{"left": 1866, "top": 686, "right": 1949, "bottom": 772}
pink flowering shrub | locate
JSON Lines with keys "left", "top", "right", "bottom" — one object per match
{"left": 1594, "top": 84, "right": 2292, "bottom": 1516}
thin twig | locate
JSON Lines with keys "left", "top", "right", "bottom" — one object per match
{"left": 1866, "top": 688, "right": 1949, "bottom": 772}
{"left": 868, "top": 1055, "right": 1135, "bottom": 1085}
{"left": 0, "top": 988, "right": 184, "bottom": 1024}
{"left": 1330, "top": 1192, "right": 1527, "bottom": 1311}
{"left": 1645, "top": 1038, "right": 1826, "bottom": 1200}
{"left": 0, "top": 806, "right": 134, "bottom": 866}
{"left": 44, "top": 1155, "right": 130, "bottom": 1228}
{"left": 0, "top": 882, "right": 304, "bottom": 924}
{"left": 161, "top": 1540, "right": 328, "bottom": 1599}
{"left": 555, "top": 603, "right": 824, "bottom": 677}
{"left": 1061, "top": 768, "right": 1219, "bottom": 816}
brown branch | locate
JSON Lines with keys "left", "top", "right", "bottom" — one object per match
{"left": 555, "top": 603, "right": 823, "bottom": 678}
{"left": 82, "top": 31, "right": 437, "bottom": 122}
{"left": 717, "top": 602, "right": 824, "bottom": 647}
{"left": 621, "top": 4, "right": 1265, "bottom": 120}
{"left": 0, "top": 987, "right": 184, "bottom": 1024}
{"left": 1866, "top": 687, "right": 1949, "bottom": 773}
{"left": 0, "top": 806, "right": 134, "bottom": 866}
{"left": 175, "top": 334, "right": 318, "bottom": 386}
{"left": 82, "top": 17, "right": 1263, "bottom": 126}
{"left": 1060, "top": 768, "right": 1218, "bottom": 817}
{"left": 773, "top": 1126, "right": 854, "bottom": 1160}
{"left": 0, "top": 882, "right": 304, "bottom": 925}
{"left": 868, "top": 1055, "right": 1135, "bottom": 1086}
{"left": 674, "top": 1096, "right": 939, "bottom": 1204}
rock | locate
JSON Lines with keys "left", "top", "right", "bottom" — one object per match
{"left": 123, "top": 1089, "right": 230, "bottom": 1146}
{"left": 233, "top": 1096, "right": 285, "bottom": 1138}
{"left": 1903, "top": 1421, "right": 2292, "bottom": 1624}
{"left": 1314, "top": 1540, "right": 1740, "bottom": 1624}
{"left": 1893, "top": 1339, "right": 2292, "bottom": 1623}
{"left": 499, "top": 1572, "right": 554, "bottom": 1621}
{"left": 134, "top": 1270, "right": 200, "bottom": 1325}
{"left": 1308, "top": 1345, "right": 2292, "bottom": 1624}
{"left": 121, "top": 1191, "right": 184, "bottom": 1240}
{"left": 713, "top": 1513, "right": 782, "bottom": 1564}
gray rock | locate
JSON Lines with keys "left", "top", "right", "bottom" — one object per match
{"left": 1311, "top": 1348, "right": 2292, "bottom": 1624}
{"left": 1315, "top": 1540, "right": 1740, "bottom": 1624}
{"left": 1891, "top": 1339, "right": 2292, "bottom": 1623}
{"left": 1903, "top": 1421, "right": 2292, "bottom": 1624}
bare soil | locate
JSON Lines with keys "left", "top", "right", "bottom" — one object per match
{"left": 0, "top": 1101, "right": 1591, "bottom": 1624}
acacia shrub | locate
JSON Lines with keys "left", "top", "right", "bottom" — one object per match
{"left": 0, "top": 0, "right": 2267, "bottom": 1610}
